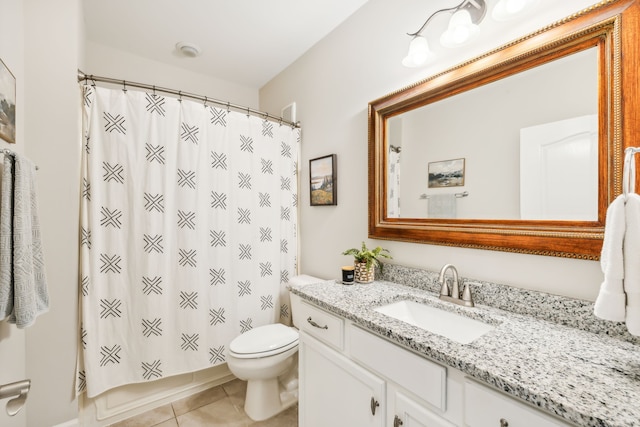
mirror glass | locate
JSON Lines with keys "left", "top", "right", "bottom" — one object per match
{"left": 386, "top": 47, "right": 598, "bottom": 220}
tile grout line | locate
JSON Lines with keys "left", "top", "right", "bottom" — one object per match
{"left": 170, "top": 401, "right": 178, "bottom": 427}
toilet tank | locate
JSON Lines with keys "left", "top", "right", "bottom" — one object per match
{"left": 287, "top": 275, "right": 323, "bottom": 328}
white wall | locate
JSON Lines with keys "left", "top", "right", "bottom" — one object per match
{"left": 84, "top": 41, "right": 259, "bottom": 109}
{"left": 0, "top": 1, "right": 27, "bottom": 426}
{"left": 23, "top": 1, "right": 84, "bottom": 425}
{"left": 259, "top": 0, "right": 604, "bottom": 301}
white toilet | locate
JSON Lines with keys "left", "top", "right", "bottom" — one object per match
{"left": 226, "top": 274, "right": 321, "bottom": 421}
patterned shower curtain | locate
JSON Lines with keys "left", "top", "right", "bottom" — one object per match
{"left": 77, "top": 85, "right": 299, "bottom": 397}
{"left": 387, "top": 148, "right": 401, "bottom": 218}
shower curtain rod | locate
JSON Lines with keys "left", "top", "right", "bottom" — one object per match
{"left": 77, "top": 70, "right": 300, "bottom": 128}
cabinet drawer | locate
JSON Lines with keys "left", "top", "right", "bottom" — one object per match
{"left": 349, "top": 325, "right": 447, "bottom": 411}
{"left": 391, "top": 388, "right": 456, "bottom": 427}
{"left": 464, "top": 379, "right": 572, "bottom": 427}
{"left": 295, "top": 300, "right": 344, "bottom": 350}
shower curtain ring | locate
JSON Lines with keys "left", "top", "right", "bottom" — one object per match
{"left": 122, "top": 80, "right": 127, "bottom": 93}
{"left": 152, "top": 85, "right": 156, "bottom": 96}
{"left": 226, "top": 102, "right": 230, "bottom": 113}
{"left": 246, "top": 107, "right": 250, "bottom": 118}
{"left": 178, "top": 91, "right": 182, "bottom": 102}
{"left": 90, "top": 75, "right": 96, "bottom": 87}
{"left": 279, "top": 118, "right": 283, "bottom": 127}
{"left": 203, "top": 96, "right": 208, "bottom": 107}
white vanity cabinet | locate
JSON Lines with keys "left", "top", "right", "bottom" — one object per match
{"left": 292, "top": 294, "right": 574, "bottom": 427}
{"left": 294, "top": 294, "right": 457, "bottom": 427}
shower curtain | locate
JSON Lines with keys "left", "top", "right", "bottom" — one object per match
{"left": 387, "top": 148, "right": 401, "bottom": 218}
{"left": 77, "top": 85, "right": 299, "bottom": 397}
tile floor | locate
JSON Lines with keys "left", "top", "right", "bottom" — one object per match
{"left": 109, "top": 379, "right": 298, "bottom": 427}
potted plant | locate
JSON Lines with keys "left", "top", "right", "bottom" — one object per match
{"left": 342, "top": 242, "right": 392, "bottom": 283}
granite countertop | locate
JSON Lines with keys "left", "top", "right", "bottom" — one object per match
{"left": 289, "top": 279, "right": 640, "bottom": 427}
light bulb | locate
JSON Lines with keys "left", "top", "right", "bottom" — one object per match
{"left": 492, "top": 0, "right": 537, "bottom": 21}
{"left": 402, "top": 36, "right": 432, "bottom": 67}
{"left": 440, "top": 10, "right": 479, "bottom": 48}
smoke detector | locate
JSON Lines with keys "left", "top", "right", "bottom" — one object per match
{"left": 176, "top": 42, "right": 201, "bottom": 58}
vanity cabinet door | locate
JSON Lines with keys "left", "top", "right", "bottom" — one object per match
{"left": 390, "top": 388, "right": 456, "bottom": 427}
{"left": 464, "top": 379, "right": 572, "bottom": 427}
{"left": 299, "top": 331, "right": 385, "bottom": 427}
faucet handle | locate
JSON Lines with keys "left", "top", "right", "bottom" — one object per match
{"left": 461, "top": 282, "right": 474, "bottom": 306}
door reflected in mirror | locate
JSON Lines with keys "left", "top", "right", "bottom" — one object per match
{"left": 386, "top": 47, "right": 598, "bottom": 220}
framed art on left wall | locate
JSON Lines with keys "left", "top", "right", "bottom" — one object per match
{"left": 0, "top": 57, "right": 16, "bottom": 144}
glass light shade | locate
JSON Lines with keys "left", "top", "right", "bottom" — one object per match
{"left": 492, "top": 0, "right": 537, "bottom": 21}
{"left": 440, "top": 9, "right": 479, "bottom": 48}
{"left": 402, "top": 36, "right": 432, "bottom": 68}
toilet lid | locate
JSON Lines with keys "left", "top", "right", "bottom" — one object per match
{"left": 229, "top": 323, "right": 299, "bottom": 358}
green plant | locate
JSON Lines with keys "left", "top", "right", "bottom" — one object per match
{"left": 342, "top": 241, "right": 392, "bottom": 271}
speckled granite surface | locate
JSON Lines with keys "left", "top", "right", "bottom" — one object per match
{"left": 381, "top": 263, "right": 640, "bottom": 346}
{"left": 289, "top": 277, "right": 640, "bottom": 427}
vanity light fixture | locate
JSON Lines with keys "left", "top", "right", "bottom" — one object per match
{"left": 402, "top": 0, "right": 487, "bottom": 67}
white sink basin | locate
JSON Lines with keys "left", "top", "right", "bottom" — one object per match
{"left": 374, "top": 300, "right": 495, "bottom": 344}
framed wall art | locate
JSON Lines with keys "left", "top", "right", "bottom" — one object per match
{"left": 310, "top": 154, "right": 337, "bottom": 206}
{"left": 0, "top": 57, "right": 16, "bottom": 144}
{"left": 428, "top": 158, "right": 465, "bottom": 188}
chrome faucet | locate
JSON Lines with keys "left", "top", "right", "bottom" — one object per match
{"left": 438, "top": 264, "right": 474, "bottom": 307}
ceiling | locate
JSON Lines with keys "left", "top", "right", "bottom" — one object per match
{"left": 82, "top": 0, "right": 370, "bottom": 89}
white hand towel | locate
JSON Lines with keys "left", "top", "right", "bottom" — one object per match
{"left": 594, "top": 194, "right": 626, "bottom": 322}
{"left": 624, "top": 193, "right": 640, "bottom": 335}
{"left": 0, "top": 156, "right": 15, "bottom": 319}
{"left": 428, "top": 194, "right": 457, "bottom": 219}
{"left": 0, "top": 155, "right": 49, "bottom": 328}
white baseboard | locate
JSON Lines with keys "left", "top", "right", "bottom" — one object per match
{"left": 53, "top": 419, "right": 79, "bottom": 427}
{"left": 79, "top": 364, "right": 233, "bottom": 426}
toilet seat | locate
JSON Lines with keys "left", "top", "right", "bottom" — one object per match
{"left": 230, "top": 323, "right": 299, "bottom": 359}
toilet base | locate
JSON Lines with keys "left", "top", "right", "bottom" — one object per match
{"left": 244, "top": 377, "right": 297, "bottom": 421}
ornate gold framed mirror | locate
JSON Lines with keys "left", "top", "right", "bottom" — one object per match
{"left": 368, "top": 0, "right": 640, "bottom": 259}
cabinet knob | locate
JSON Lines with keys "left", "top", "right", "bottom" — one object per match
{"left": 307, "top": 317, "right": 328, "bottom": 330}
{"left": 394, "top": 415, "right": 404, "bottom": 427}
{"left": 370, "top": 397, "right": 379, "bottom": 415}
{"left": 500, "top": 418, "right": 509, "bottom": 427}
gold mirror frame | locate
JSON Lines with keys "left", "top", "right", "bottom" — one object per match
{"left": 369, "top": 0, "right": 640, "bottom": 260}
